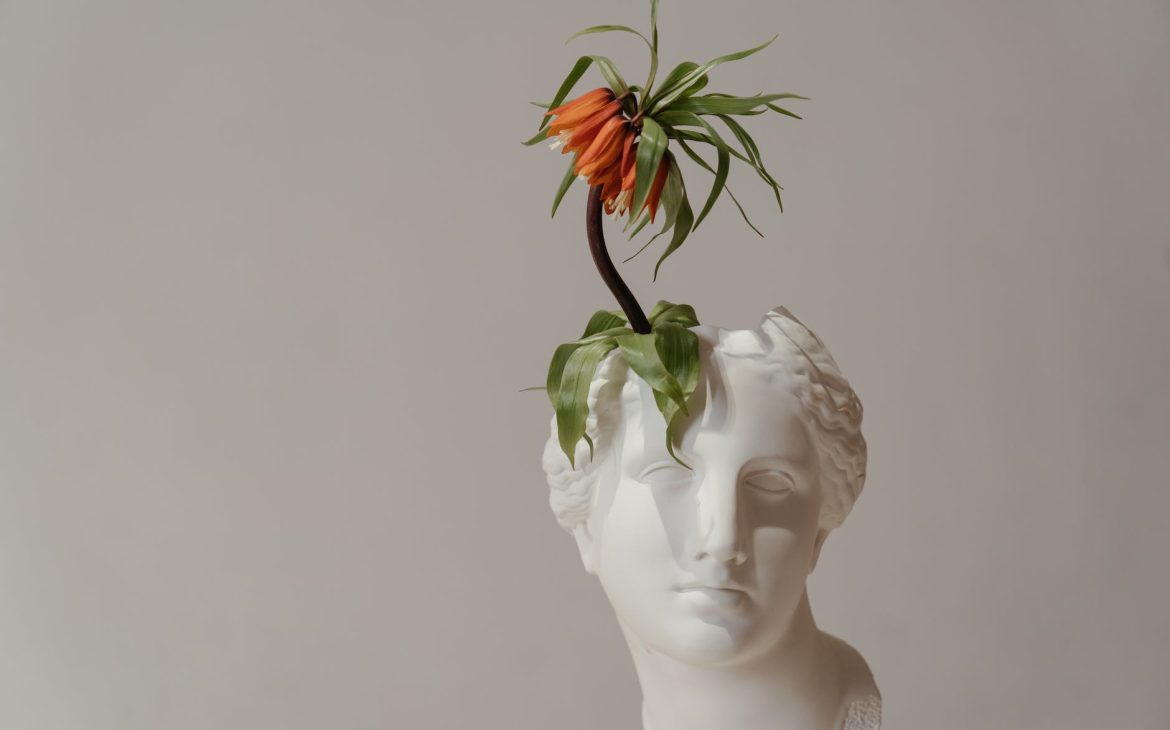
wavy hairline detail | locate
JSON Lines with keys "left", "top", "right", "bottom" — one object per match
{"left": 542, "top": 307, "right": 867, "bottom": 534}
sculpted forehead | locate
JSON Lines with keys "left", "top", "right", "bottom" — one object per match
{"left": 614, "top": 341, "right": 813, "bottom": 471}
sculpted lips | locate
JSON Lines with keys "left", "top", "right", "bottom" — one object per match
{"left": 675, "top": 582, "right": 751, "bottom": 611}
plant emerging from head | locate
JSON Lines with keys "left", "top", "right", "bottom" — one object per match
{"left": 527, "top": 0, "right": 805, "bottom": 468}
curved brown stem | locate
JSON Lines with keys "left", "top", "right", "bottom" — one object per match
{"left": 586, "top": 186, "right": 651, "bottom": 334}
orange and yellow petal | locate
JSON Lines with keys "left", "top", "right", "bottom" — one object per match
{"left": 645, "top": 157, "right": 670, "bottom": 223}
{"left": 547, "top": 89, "right": 616, "bottom": 135}
{"left": 576, "top": 117, "right": 629, "bottom": 179}
{"left": 545, "top": 87, "right": 611, "bottom": 118}
{"left": 560, "top": 102, "right": 621, "bottom": 155}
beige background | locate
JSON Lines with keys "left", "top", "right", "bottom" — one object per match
{"left": 2, "top": 0, "right": 1169, "bottom": 728}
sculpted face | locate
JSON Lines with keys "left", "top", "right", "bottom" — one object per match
{"left": 576, "top": 347, "right": 826, "bottom": 667}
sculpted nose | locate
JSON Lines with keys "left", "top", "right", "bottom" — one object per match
{"left": 695, "top": 476, "right": 747, "bottom": 565}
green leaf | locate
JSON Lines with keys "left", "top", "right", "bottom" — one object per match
{"left": 574, "top": 326, "right": 634, "bottom": 345}
{"left": 532, "top": 55, "right": 630, "bottom": 138}
{"left": 766, "top": 103, "right": 803, "bottom": 119}
{"left": 567, "top": 24, "right": 652, "bottom": 49}
{"left": 580, "top": 310, "right": 628, "bottom": 338}
{"left": 650, "top": 0, "right": 660, "bottom": 50}
{"left": 650, "top": 321, "right": 701, "bottom": 466}
{"left": 673, "top": 136, "right": 764, "bottom": 237}
{"left": 649, "top": 302, "right": 700, "bottom": 328}
{"left": 652, "top": 153, "right": 695, "bottom": 280}
{"left": 652, "top": 61, "right": 699, "bottom": 97}
{"left": 666, "top": 113, "right": 784, "bottom": 215}
{"left": 536, "top": 56, "right": 595, "bottom": 133}
{"left": 589, "top": 55, "right": 630, "bottom": 98}
{"left": 650, "top": 35, "right": 778, "bottom": 113}
{"left": 623, "top": 154, "right": 684, "bottom": 263}
{"left": 523, "top": 129, "right": 552, "bottom": 146}
{"left": 551, "top": 157, "right": 579, "bottom": 217}
{"left": 717, "top": 114, "right": 784, "bottom": 212}
{"left": 670, "top": 92, "right": 801, "bottom": 116}
{"left": 546, "top": 341, "right": 580, "bottom": 408}
{"left": 693, "top": 133, "right": 728, "bottom": 229}
{"left": 632, "top": 116, "right": 669, "bottom": 219}
{"left": 625, "top": 210, "right": 653, "bottom": 240}
{"left": 673, "top": 127, "right": 756, "bottom": 169}
{"left": 614, "top": 333, "right": 688, "bottom": 416}
{"left": 555, "top": 339, "right": 618, "bottom": 467}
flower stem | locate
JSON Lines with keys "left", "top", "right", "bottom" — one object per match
{"left": 587, "top": 185, "right": 651, "bottom": 334}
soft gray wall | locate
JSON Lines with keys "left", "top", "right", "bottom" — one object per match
{"left": 2, "top": 1, "right": 1168, "bottom": 728}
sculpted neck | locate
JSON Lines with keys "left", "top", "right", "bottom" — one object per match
{"left": 628, "top": 593, "right": 844, "bottom": 730}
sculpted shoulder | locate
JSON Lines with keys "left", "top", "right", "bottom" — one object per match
{"left": 821, "top": 631, "right": 882, "bottom": 730}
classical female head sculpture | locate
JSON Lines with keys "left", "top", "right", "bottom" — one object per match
{"left": 542, "top": 307, "right": 881, "bottom": 730}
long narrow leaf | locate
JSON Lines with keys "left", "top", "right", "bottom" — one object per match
{"left": 650, "top": 35, "right": 778, "bottom": 113}
{"left": 625, "top": 210, "right": 652, "bottom": 240}
{"left": 567, "top": 24, "right": 651, "bottom": 49}
{"left": 623, "top": 159, "right": 683, "bottom": 263}
{"left": 717, "top": 114, "right": 784, "bottom": 212}
{"left": 670, "top": 92, "right": 801, "bottom": 116}
{"left": 653, "top": 61, "right": 699, "bottom": 97}
{"left": 574, "top": 326, "right": 634, "bottom": 345}
{"left": 546, "top": 342, "right": 580, "bottom": 408}
{"left": 766, "top": 103, "right": 803, "bottom": 119}
{"left": 663, "top": 109, "right": 778, "bottom": 203}
{"left": 671, "top": 116, "right": 784, "bottom": 212}
{"left": 650, "top": 0, "right": 659, "bottom": 50}
{"left": 653, "top": 152, "right": 695, "bottom": 280}
{"left": 589, "top": 55, "right": 630, "bottom": 98}
{"left": 694, "top": 135, "right": 728, "bottom": 228}
{"left": 580, "top": 310, "right": 628, "bottom": 338}
{"left": 531, "top": 55, "right": 630, "bottom": 139}
{"left": 649, "top": 302, "right": 700, "bottom": 328}
{"left": 632, "top": 116, "right": 669, "bottom": 218}
{"left": 650, "top": 321, "right": 701, "bottom": 465}
{"left": 673, "top": 136, "right": 764, "bottom": 237}
{"left": 555, "top": 339, "right": 618, "bottom": 466}
{"left": 551, "top": 157, "right": 578, "bottom": 217}
{"left": 536, "top": 56, "right": 594, "bottom": 133}
{"left": 614, "top": 333, "right": 688, "bottom": 415}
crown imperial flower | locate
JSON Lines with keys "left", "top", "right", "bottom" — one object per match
{"left": 546, "top": 88, "right": 670, "bottom": 222}
{"left": 524, "top": 0, "right": 806, "bottom": 467}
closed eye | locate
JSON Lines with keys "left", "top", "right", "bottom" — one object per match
{"left": 638, "top": 462, "right": 693, "bottom": 486}
{"left": 743, "top": 469, "right": 794, "bottom": 495}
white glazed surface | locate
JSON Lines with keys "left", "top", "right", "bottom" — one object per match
{"left": 543, "top": 308, "right": 879, "bottom": 730}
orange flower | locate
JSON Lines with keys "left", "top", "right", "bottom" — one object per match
{"left": 546, "top": 87, "right": 670, "bottom": 222}
{"left": 600, "top": 143, "right": 668, "bottom": 222}
{"left": 576, "top": 116, "right": 630, "bottom": 180}
{"left": 546, "top": 88, "right": 621, "bottom": 157}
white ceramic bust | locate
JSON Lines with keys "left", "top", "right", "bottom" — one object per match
{"left": 542, "top": 307, "right": 880, "bottom": 730}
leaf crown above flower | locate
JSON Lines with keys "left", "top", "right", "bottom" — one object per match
{"left": 524, "top": 0, "right": 806, "bottom": 278}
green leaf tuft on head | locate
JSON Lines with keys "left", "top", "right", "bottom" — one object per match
{"left": 546, "top": 303, "right": 702, "bottom": 469}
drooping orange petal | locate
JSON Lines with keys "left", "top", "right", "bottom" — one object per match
{"left": 621, "top": 156, "right": 637, "bottom": 191}
{"left": 598, "top": 159, "right": 624, "bottom": 202}
{"left": 618, "top": 130, "right": 636, "bottom": 177}
{"left": 560, "top": 102, "right": 621, "bottom": 155}
{"left": 547, "top": 91, "right": 616, "bottom": 135}
{"left": 576, "top": 118, "right": 628, "bottom": 179}
{"left": 645, "top": 157, "right": 670, "bottom": 223}
{"left": 545, "top": 87, "right": 611, "bottom": 118}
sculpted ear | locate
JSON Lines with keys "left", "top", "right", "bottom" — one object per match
{"left": 572, "top": 523, "right": 597, "bottom": 574}
{"left": 809, "top": 528, "right": 830, "bottom": 573}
